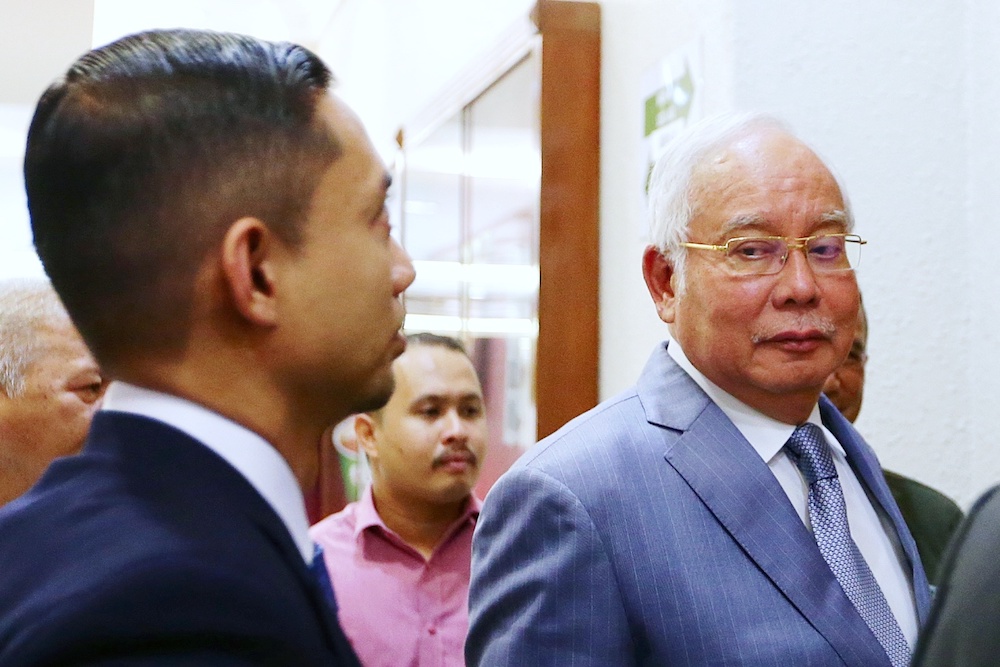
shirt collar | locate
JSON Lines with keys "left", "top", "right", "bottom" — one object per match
{"left": 666, "top": 337, "right": 842, "bottom": 462}
{"left": 353, "top": 484, "right": 481, "bottom": 542}
{"left": 101, "top": 381, "right": 313, "bottom": 563}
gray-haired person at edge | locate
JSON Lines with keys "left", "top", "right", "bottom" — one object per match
{"left": 0, "top": 28, "right": 414, "bottom": 665}
{"left": 466, "top": 112, "right": 930, "bottom": 666}
{"left": 0, "top": 279, "right": 106, "bottom": 507}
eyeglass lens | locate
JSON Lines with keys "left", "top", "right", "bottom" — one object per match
{"left": 725, "top": 236, "right": 861, "bottom": 275}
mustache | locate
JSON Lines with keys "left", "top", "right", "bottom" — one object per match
{"left": 750, "top": 315, "right": 837, "bottom": 343}
{"left": 432, "top": 448, "right": 478, "bottom": 469}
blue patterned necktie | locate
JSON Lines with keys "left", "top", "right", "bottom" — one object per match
{"left": 785, "top": 423, "right": 910, "bottom": 667}
{"left": 310, "top": 543, "right": 338, "bottom": 614}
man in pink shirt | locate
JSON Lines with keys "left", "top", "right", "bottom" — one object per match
{"left": 311, "top": 332, "right": 487, "bottom": 666}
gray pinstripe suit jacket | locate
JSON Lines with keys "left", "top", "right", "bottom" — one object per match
{"left": 467, "top": 342, "right": 931, "bottom": 666}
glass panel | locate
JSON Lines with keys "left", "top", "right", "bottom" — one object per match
{"left": 464, "top": 53, "right": 540, "bottom": 499}
{"left": 400, "top": 113, "right": 464, "bottom": 322}
{"left": 400, "top": 51, "right": 541, "bottom": 498}
{"left": 467, "top": 49, "right": 540, "bottom": 267}
{"left": 466, "top": 50, "right": 540, "bottom": 326}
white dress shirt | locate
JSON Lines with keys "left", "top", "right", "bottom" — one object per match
{"left": 667, "top": 339, "right": 919, "bottom": 646}
{"left": 101, "top": 381, "right": 313, "bottom": 564}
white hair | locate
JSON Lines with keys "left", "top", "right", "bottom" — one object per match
{"left": 0, "top": 279, "right": 73, "bottom": 397}
{"left": 646, "top": 112, "right": 854, "bottom": 290}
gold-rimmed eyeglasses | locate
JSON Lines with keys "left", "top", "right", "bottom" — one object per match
{"left": 679, "top": 233, "right": 866, "bottom": 276}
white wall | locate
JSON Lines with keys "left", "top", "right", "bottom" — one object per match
{"left": 965, "top": 0, "right": 1000, "bottom": 506}
{"left": 732, "top": 3, "right": 973, "bottom": 504}
{"left": 0, "top": 0, "right": 94, "bottom": 280}
{"left": 598, "top": 0, "right": 996, "bottom": 507}
{"left": 0, "top": 0, "right": 535, "bottom": 278}
{"left": 598, "top": 0, "right": 734, "bottom": 401}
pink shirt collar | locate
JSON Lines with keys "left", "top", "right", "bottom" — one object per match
{"left": 352, "top": 484, "right": 481, "bottom": 551}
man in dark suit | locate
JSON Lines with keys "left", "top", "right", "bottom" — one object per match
{"left": 823, "top": 300, "right": 963, "bottom": 586}
{"left": 467, "top": 113, "right": 930, "bottom": 665}
{"left": 0, "top": 29, "right": 414, "bottom": 665}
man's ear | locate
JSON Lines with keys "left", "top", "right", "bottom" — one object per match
{"left": 354, "top": 414, "right": 379, "bottom": 461}
{"left": 642, "top": 245, "right": 679, "bottom": 324}
{"left": 220, "top": 217, "right": 279, "bottom": 327}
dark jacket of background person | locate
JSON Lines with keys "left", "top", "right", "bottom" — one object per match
{"left": 884, "top": 470, "right": 964, "bottom": 587}
{"left": 913, "top": 484, "right": 1000, "bottom": 666}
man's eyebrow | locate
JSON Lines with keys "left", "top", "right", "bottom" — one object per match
{"left": 383, "top": 173, "right": 393, "bottom": 192}
{"left": 409, "top": 393, "right": 445, "bottom": 407}
{"left": 717, "top": 210, "right": 849, "bottom": 237}
{"left": 411, "top": 391, "right": 484, "bottom": 405}
{"left": 819, "top": 210, "right": 849, "bottom": 227}
{"left": 719, "top": 213, "right": 768, "bottom": 236}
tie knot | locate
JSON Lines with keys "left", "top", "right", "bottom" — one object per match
{"left": 785, "top": 423, "right": 837, "bottom": 484}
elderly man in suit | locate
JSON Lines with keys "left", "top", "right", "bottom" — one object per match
{"left": 0, "top": 279, "right": 105, "bottom": 506}
{"left": 0, "top": 29, "right": 413, "bottom": 665}
{"left": 467, "top": 113, "right": 930, "bottom": 666}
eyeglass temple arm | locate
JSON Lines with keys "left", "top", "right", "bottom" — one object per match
{"left": 678, "top": 241, "right": 727, "bottom": 251}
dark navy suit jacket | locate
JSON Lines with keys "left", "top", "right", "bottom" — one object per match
{"left": 467, "top": 342, "right": 931, "bottom": 666}
{"left": 0, "top": 411, "right": 361, "bottom": 666}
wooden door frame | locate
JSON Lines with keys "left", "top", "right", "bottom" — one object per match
{"left": 536, "top": 0, "right": 601, "bottom": 439}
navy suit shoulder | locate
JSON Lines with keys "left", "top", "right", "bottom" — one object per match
{"left": 0, "top": 412, "right": 360, "bottom": 666}
{"left": 913, "top": 484, "right": 1000, "bottom": 666}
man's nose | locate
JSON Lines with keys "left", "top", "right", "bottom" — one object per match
{"left": 774, "top": 244, "right": 820, "bottom": 303}
{"left": 442, "top": 410, "right": 469, "bottom": 442}
{"left": 390, "top": 238, "right": 415, "bottom": 296}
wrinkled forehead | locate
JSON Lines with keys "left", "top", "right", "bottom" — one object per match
{"left": 694, "top": 129, "right": 836, "bottom": 190}
{"left": 688, "top": 129, "right": 846, "bottom": 232}
{"left": 22, "top": 321, "right": 97, "bottom": 378}
{"left": 34, "top": 320, "right": 92, "bottom": 356}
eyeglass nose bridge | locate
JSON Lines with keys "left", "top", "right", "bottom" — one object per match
{"left": 775, "top": 238, "right": 813, "bottom": 272}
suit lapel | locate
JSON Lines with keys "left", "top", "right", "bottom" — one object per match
{"left": 822, "top": 400, "right": 933, "bottom": 623}
{"left": 245, "top": 505, "right": 357, "bottom": 662}
{"left": 637, "top": 345, "right": 892, "bottom": 667}
{"left": 185, "top": 434, "right": 361, "bottom": 666}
